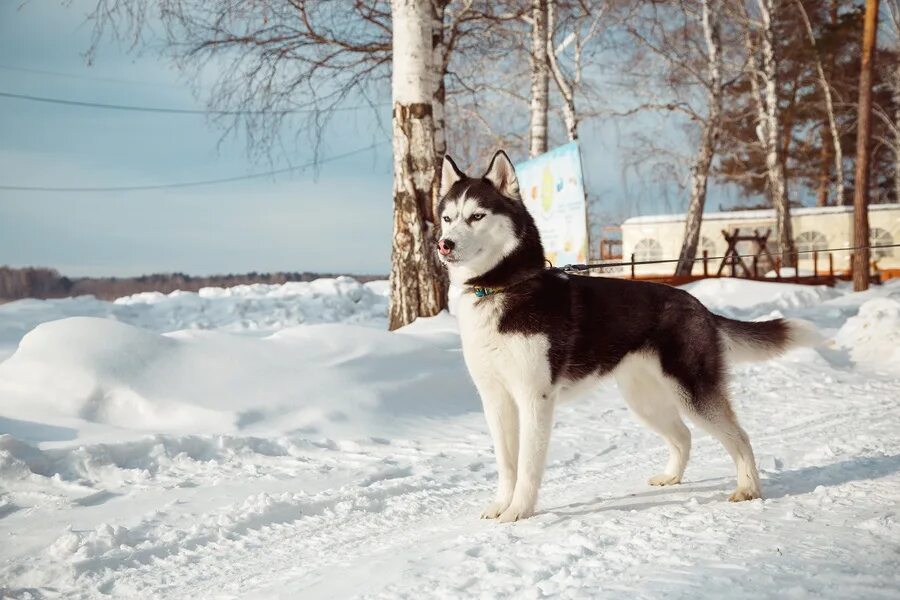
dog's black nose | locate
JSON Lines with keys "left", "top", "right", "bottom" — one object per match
{"left": 438, "top": 238, "right": 455, "bottom": 255}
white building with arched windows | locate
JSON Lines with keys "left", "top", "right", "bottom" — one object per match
{"left": 620, "top": 203, "right": 900, "bottom": 277}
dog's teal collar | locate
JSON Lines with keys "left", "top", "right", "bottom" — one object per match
{"left": 471, "top": 286, "right": 502, "bottom": 298}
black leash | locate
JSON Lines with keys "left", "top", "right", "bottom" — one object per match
{"left": 558, "top": 243, "right": 900, "bottom": 273}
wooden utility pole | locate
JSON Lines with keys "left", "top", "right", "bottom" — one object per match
{"left": 852, "top": 0, "right": 880, "bottom": 292}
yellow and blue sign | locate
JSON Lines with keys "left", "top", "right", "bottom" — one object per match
{"left": 515, "top": 142, "right": 589, "bottom": 267}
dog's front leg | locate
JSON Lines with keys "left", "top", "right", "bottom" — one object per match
{"left": 478, "top": 383, "right": 519, "bottom": 519}
{"left": 498, "top": 391, "right": 556, "bottom": 522}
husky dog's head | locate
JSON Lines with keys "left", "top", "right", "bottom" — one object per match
{"left": 436, "top": 150, "right": 545, "bottom": 286}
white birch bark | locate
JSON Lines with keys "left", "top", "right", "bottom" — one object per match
{"left": 431, "top": 0, "right": 448, "bottom": 163}
{"left": 675, "top": 0, "right": 723, "bottom": 277}
{"left": 389, "top": 0, "right": 445, "bottom": 330}
{"left": 547, "top": 0, "right": 576, "bottom": 141}
{"left": 889, "top": 1, "right": 900, "bottom": 203}
{"left": 895, "top": 60, "right": 900, "bottom": 206}
{"left": 529, "top": 0, "right": 550, "bottom": 157}
{"left": 793, "top": 0, "right": 844, "bottom": 206}
{"left": 756, "top": 0, "right": 794, "bottom": 265}
{"left": 891, "top": 61, "right": 900, "bottom": 205}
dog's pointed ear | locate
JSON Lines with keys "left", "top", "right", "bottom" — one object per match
{"left": 440, "top": 155, "right": 465, "bottom": 198}
{"left": 483, "top": 150, "right": 520, "bottom": 200}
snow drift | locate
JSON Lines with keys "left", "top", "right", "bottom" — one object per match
{"left": 0, "top": 313, "right": 475, "bottom": 443}
{"left": 0, "top": 277, "right": 388, "bottom": 361}
{"left": 834, "top": 296, "right": 900, "bottom": 373}
{"left": 681, "top": 277, "right": 840, "bottom": 314}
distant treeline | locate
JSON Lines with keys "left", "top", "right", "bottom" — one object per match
{"left": 0, "top": 266, "right": 385, "bottom": 302}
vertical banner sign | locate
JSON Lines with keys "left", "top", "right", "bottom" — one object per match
{"left": 515, "top": 142, "right": 589, "bottom": 267}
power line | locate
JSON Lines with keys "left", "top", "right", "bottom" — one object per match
{"left": 0, "top": 63, "right": 174, "bottom": 87}
{"left": 0, "top": 142, "right": 387, "bottom": 193}
{"left": 0, "top": 90, "right": 389, "bottom": 115}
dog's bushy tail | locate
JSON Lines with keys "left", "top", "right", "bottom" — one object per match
{"left": 716, "top": 315, "right": 822, "bottom": 363}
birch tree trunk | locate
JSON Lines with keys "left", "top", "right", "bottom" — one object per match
{"left": 675, "top": 0, "right": 723, "bottom": 277}
{"left": 893, "top": 41, "right": 900, "bottom": 205}
{"left": 430, "top": 0, "right": 453, "bottom": 308}
{"left": 529, "top": 0, "right": 550, "bottom": 157}
{"left": 894, "top": 70, "right": 900, "bottom": 205}
{"left": 817, "top": 128, "right": 831, "bottom": 206}
{"left": 546, "top": 0, "right": 577, "bottom": 141}
{"left": 889, "top": 1, "right": 900, "bottom": 204}
{"left": 757, "top": 0, "right": 794, "bottom": 266}
{"left": 389, "top": 0, "right": 446, "bottom": 330}
{"left": 793, "top": 0, "right": 844, "bottom": 207}
{"left": 432, "top": 0, "right": 449, "bottom": 163}
{"left": 852, "top": 0, "right": 880, "bottom": 292}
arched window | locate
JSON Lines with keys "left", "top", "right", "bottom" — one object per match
{"left": 699, "top": 236, "right": 717, "bottom": 257}
{"left": 794, "top": 230, "right": 828, "bottom": 254}
{"left": 633, "top": 238, "right": 663, "bottom": 261}
{"left": 870, "top": 228, "right": 894, "bottom": 258}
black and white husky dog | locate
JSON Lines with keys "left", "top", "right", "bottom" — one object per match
{"left": 437, "top": 150, "right": 819, "bottom": 522}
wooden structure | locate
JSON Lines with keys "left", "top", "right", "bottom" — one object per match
{"left": 716, "top": 228, "right": 780, "bottom": 278}
{"left": 598, "top": 226, "right": 623, "bottom": 260}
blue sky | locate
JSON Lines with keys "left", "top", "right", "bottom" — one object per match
{"left": 0, "top": 1, "right": 398, "bottom": 277}
{"left": 0, "top": 1, "right": 737, "bottom": 277}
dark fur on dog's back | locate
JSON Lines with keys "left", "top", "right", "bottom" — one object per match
{"left": 479, "top": 270, "right": 733, "bottom": 410}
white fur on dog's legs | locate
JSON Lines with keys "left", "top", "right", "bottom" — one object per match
{"left": 477, "top": 384, "right": 519, "bottom": 519}
{"left": 498, "top": 391, "right": 555, "bottom": 522}
{"left": 688, "top": 397, "right": 762, "bottom": 502}
{"left": 615, "top": 355, "right": 692, "bottom": 486}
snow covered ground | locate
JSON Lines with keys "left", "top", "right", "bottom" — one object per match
{"left": 0, "top": 277, "right": 389, "bottom": 364}
{"left": 1, "top": 277, "right": 898, "bottom": 599}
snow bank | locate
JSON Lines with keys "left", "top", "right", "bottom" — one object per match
{"left": 0, "top": 313, "right": 475, "bottom": 445}
{"left": 834, "top": 297, "right": 900, "bottom": 373}
{"left": 0, "top": 276, "right": 886, "bottom": 449}
{"left": 0, "top": 277, "right": 388, "bottom": 361}
{"left": 682, "top": 278, "right": 840, "bottom": 314}
{"left": 113, "top": 277, "right": 388, "bottom": 332}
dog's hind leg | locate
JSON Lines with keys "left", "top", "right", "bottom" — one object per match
{"left": 476, "top": 381, "right": 519, "bottom": 519}
{"left": 615, "top": 357, "right": 691, "bottom": 486}
{"left": 686, "top": 392, "right": 761, "bottom": 502}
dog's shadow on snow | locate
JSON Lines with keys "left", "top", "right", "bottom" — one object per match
{"left": 544, "top": 454, "right": 900, "bottom": 523}
{"left": 763, "top": 454, "right": 900, "bottom": 499}
{"left": 544, "top": 482, "right": 724, "bottom": 523}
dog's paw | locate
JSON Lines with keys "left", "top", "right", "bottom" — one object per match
{"left": 728, "top": 486, "right": 761, "bottom": 502}
{"left": 648, "top": 473, "right": 682, "bottom": 486}
{"left": 480, "top": 500, "right": 510, "bottom": 519}
{"left": 497, "top": 502, "right": 534, "bottom": 523}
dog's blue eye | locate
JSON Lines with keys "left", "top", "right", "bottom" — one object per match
{"left": 471, "top": 214, "right": 486, "bottom": 221}
{"left": 442, "top": 216, "right": 451, "bottom": 223}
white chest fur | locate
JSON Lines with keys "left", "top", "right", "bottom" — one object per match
{"left": 456, "top": 294, "right": 552, "bottom": 397}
